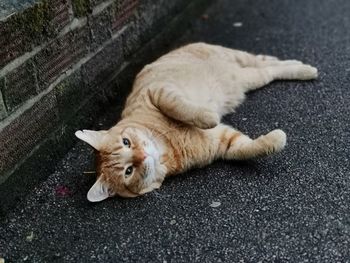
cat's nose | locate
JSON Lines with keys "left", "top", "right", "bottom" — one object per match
{"left": 132, "top": 150, "right": 147, "bottom": 165}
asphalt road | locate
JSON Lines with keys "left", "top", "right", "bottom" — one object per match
{"left": 1, "top": 0, "right": 350, "bottom": 262}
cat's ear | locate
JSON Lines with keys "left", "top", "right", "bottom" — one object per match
{"left": 87, "top": 177, "right": 110, "bottom": 202}
{"left": 75, "top": 129, "right": 106, "bottom": 151}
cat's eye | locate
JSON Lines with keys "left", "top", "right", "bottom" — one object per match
{"left": 123, "top": 138, "right": 131, "bottom": 147}
{"left": 125, "top": 166, "right": 133, "bottom": 177}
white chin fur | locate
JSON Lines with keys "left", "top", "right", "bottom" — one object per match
{"left": 137, "top": 131, "right": 162, "bottom": 185}
{"left": 143, "top": 156, "right": 156, "bottom": 185}
{"left": 144, "top": 142, "right": 160, "bottom": 160}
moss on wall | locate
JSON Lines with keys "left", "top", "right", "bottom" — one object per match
{"left": 25, "top": 1, "right": 49, "bottom": 35}
{"left": 72, "top": 0, "right": 91, "bottom": 17}
{"left": 8, "top": 0, "right": 55, "bottom": 43}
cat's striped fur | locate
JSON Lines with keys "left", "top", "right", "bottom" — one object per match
{"left": 75, "top": 43, "right": 317, "bottom": 201}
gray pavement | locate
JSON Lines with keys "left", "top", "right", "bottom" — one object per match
{"left": 1, "top": 0, "right": 350, "bottom": 262}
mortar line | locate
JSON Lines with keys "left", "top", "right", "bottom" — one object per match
{"left": 92, "top": 0, "right": 115, "bottom": 16}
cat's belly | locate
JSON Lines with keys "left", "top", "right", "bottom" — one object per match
{"left": 178, "top": 73, "right": 245, "bottom": 116}
{"left": 138, "top": 58, "right": 246, "bottom": 116}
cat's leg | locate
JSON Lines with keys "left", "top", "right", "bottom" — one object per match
{"left": 256, "top": 56, "right": 304, "bottom": 67}
{"left": 201, "top": 43, "right": 310, "bottom": 68}
{"left": 210, "top": 124, "right": 287, "bottom": 160}
{"left": 256, "top": 54, "right": 279, "bottom": 61}
{"left": 231, "top": 51, "right": 305, "bottom": 68}
{"left": 214, "top": 45, "right": 305, "bottom": 68}
{"left": 148, "top": 87, "right": 220, "bottom": 129}
{"left": 238, "top": 64, "right": 318, "bottom": 92}
{"left": 221, "top": 49, "right": 270, "bottom": 67}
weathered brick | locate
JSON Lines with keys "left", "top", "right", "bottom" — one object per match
{"left": 0, "top": 93, "right": 59, "bottom": 175}
{"left": 54, "top": 71, "right": 85, "bottom": 121}
{"left": 89, "top": 7, "right": 112, "bottom": 50}
{"left": 2, "top": 60, "right": 38, "bottom": 112}
{"left": 0, "top": 20, "right": 29, "bottom": 69}
{"left": 35, "top": 26, "right": 90, "bottom": 90}
{"left": 120, "top": 20, "right": 141, "bottom": 58}
{"left": 135, "top": 1, "right": 159, "bottom": 42}
{"left": 111, "top": 0, "right": 139, "bottom": 33}
{"left": 0, "top": 80, "right": 7, "bottom": 120}
{"left": 50, "top": 0, "right": 71, "bottom": 32}
{"left": 81, "top": 37, "right": 123, "bottom": 88}
{"left": 0, "top": 0, "right": 70, "bottom": 69}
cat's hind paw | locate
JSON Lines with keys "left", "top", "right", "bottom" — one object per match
{"left": 296, "top": 65, "right": 318, "bottom": 80}
{"left": 264, "top": 129, "right": 287, "bottom": 153}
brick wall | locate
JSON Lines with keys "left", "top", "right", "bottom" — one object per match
{"left": 0, "top": 0, "right": 212, "bottom": 212}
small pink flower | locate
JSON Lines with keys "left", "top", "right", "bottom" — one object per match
{"left": 55, "top": 185, "right": 71, "bottom": 197}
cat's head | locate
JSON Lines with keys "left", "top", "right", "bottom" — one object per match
{"left": 75, "top": 125, "right": 164, "bottom": 202}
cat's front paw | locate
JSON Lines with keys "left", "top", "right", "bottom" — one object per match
{"left": 194, "top": 110, "right": 220, "bottom": 129}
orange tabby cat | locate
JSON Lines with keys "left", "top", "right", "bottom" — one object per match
{"left": 75, "top": 43, "right": 318, "bottom": 202}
